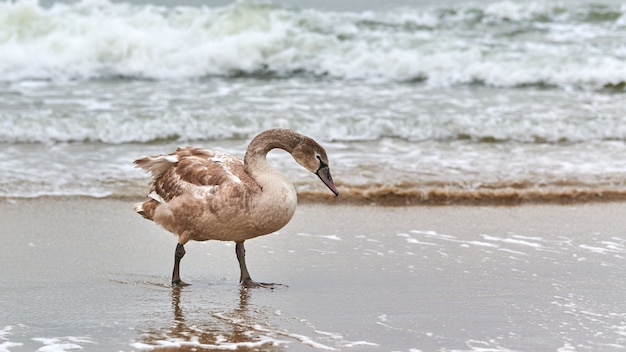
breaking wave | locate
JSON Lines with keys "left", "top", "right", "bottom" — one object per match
{"left": 2, "top": 78, "right": 626, "bottom": 145}
{"left": 1, "top": 0, "right": 626, "bottom": 89}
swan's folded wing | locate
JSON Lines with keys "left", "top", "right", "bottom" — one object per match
{"left": 153, "top": 147, "right": 260, "bottom": 203}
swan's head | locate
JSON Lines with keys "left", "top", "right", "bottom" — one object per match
{"left": 292, "top": 138, "right": 339, "bottom": 196}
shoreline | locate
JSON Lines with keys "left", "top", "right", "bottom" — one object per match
{"left": 301, "top": 187, "right": 626, "bottom": 206}
{"left": 4, "top": 189, "right": 626, "bottom": 206}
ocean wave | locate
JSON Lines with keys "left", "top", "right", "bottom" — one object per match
{"left": 3, "top": 106, "right": 626, "bottom": 144}
{"left": 1, "top": 0, "right": 625, "bottom": 89}
{"left": 2, "top": 77, "right": 626, "bottom": 145}
{"left": 2, "top": 139, "right": 625, "bottom": 204}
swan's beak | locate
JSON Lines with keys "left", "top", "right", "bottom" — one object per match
{"left": 316, "top": 166, "right": 339, "bottom": 196}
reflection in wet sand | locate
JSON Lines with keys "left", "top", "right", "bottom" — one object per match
{"left": 133, "top": 288, "right": 287, "bottom": 351}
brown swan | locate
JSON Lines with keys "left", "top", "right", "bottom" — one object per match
{"left": 133, "top": 128, "right": 338, "bottom": 287}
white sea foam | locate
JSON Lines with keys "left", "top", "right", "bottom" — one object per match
{"left": 31, "top": 336, "right": 95, "bottom": 351}
{"left": 482, "top": 235, "right": 543, "bottom": 248}
{"left": 0, "top": 342, "right": 23, "bottom": 352}
{"left": 210, "top": 312, "right": 378, "bottom": 351}
{"left": 0, "top": 326, "right": 23, "bottom": 352}
{"left": 296, "top": 233, "right": 342, "bottom": 241}
{"left": 579, "top": 241, "right": 626, "bottom": 255}
{"left": 130, "top": 334, "right": 286, "bottom": 350}
{"left": 407, "top": 230, "right": 504, "bottom": 249}
{"left": 315, "top": 234, "right": 342, "bottom": 241}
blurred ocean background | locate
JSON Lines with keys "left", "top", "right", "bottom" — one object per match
{"left": 1, "top": 0, "right": 626, "bottom": 204}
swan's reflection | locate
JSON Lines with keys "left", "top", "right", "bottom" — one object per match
{"left": 137, "top": 287, "right": 286, "bottom": 351}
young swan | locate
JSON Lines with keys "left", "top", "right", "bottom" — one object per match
{"left": 134, "top": 128, "right": 338, "bottom": 287}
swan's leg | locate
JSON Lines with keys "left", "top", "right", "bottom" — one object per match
{"left": 172, "top": 243, "right": 190, "bottom": 287}
{"left": 235, "top": 241, "right": 283, "bottom": 288}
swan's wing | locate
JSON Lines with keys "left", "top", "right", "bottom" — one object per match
{"left": 147, "top": 147, "right": 260, "bottom": 203}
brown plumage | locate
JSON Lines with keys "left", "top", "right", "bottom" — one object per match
{"left": 134, "top": 128, "right": 338, "bottom": 287}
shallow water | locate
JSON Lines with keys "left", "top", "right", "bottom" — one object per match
{"left": 1, "top": 199, "right": 625, "bottom": 351}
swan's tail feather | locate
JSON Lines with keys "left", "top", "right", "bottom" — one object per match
{"left": 134, "top": 154, "right": 175, "bottom": 220}
{"left": 134, "top": 154, "right": 179, "bottom": 179}
{"left": 134, "top": 199, "right": 160, "bottom": 220}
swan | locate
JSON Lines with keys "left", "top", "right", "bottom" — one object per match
{"left": 133, "top": 128, "right": 338, "bottom": 287}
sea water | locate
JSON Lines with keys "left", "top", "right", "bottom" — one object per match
{"left": 1, "top": 0, "right": 625, "bottom": 203}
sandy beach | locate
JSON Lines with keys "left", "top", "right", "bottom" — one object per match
{"left": 1, "top": 198, "right": 625, "bottom": 351}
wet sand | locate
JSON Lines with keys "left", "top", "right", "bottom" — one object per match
{"left": 1, "top": 198, "right": 625, "bottom": 351}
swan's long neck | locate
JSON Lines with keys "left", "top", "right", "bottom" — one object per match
{"left": 243, "top": 129, "right": 302, "bottom": 182}
{"left": 243, "top": 129, "right": 301, "bottom": 229}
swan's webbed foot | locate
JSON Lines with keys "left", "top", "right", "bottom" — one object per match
{"left": 240, "top": 278, "right": 287, "bottom": 289}
{"left": 171, "top": 279, "right": 191, "bottom": 287}
{"left": 236, "top": 241, "right": 287, "bottom": 289}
